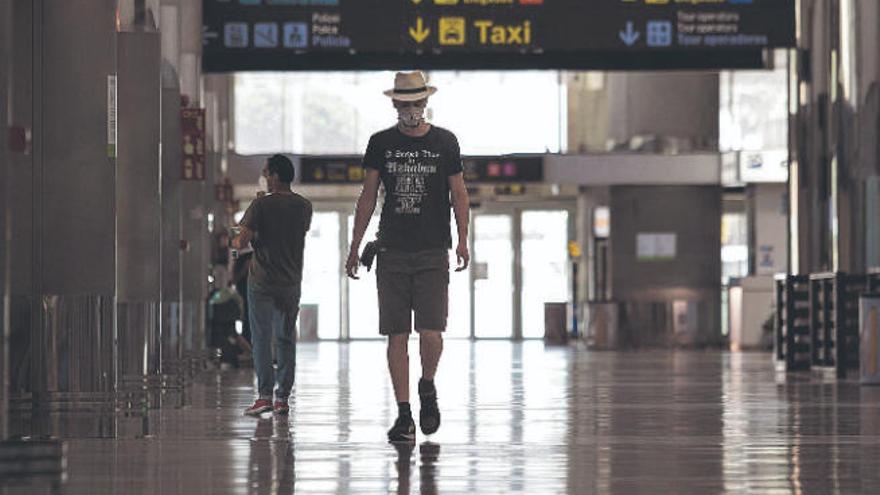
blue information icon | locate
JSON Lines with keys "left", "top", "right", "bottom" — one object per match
{"left": 224, "top": 22, "right": 249, "bottom": 48}
{"left": 283, "top": 22, "right": 309, "bottom": 49}
{"left": 646, "top": 21, "right": 673, "bottom": 47}
{"left": 254, "top": 22, "right": 279, "bottom": 47}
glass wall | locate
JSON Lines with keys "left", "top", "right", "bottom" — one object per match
{"left": 719, "top": 50, "right": 788, "bottom": 153}
{"left": 721, "top": 212, "right": 748, "bottom": 281}
{"left": 234, "top": 71, "right": 565, "bottom": 156}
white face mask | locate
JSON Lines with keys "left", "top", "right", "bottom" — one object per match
{"left": 397, "top": 106, "right": 425, "bottom": 128}
{"left": 258, "top": 175, "right": 268, "bottom": 193}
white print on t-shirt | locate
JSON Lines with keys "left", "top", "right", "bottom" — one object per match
{"left": 385, "top": 149, "right": 441, "bottom": 215}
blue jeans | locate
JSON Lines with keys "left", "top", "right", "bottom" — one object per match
{"left": 248, "top": 281, "right": 299, "bottom": 400}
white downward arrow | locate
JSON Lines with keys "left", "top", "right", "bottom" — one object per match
{"left": 619, "top": 21, "right": 640, "bottom": 46}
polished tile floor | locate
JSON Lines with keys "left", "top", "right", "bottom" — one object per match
{"left": 5, "top": 341, "right": 880, "bottom": 494}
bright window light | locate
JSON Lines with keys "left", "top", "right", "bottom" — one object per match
{"left": 234, "top": 71, "right": 564, "bottom": 155}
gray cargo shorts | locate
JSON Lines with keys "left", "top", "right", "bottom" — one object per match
{"left": 376, "top": 248, "right": 449, "bottom": 335}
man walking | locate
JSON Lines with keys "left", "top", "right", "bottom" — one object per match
{"left": 346, "top": 72, "right": 470, "bottom": 442}
{"left": 233, "top": 154, "right": 312, "bottom": 416}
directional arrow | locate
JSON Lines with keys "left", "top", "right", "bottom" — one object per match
{"left": 411, "top": 0, "right": 423, "bottom": 4}
{"left": 409, "top": 17, "right": 430, "bottom": 44}
{"left": 202, "top": 26, "right": 219, "bottom": 46}
{"left": 619, "top": 21, "right": 640, "bottom": 46}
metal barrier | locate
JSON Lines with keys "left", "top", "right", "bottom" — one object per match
{"left": 775, "top": 272, "right": 870, "bottom": 378}
{"left": 868, "top": 270, "right": 880, "bottom": 293}
{"left": 809, "top": 273, "right": 835, "bottom": 368}
{"left": 809, "top": 273, "right": 865, "bottom": 378}
{"left": 774, "top": 274, "right": 811, "bottom": 371}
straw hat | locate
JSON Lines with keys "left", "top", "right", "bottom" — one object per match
{"left": 383, "top": 71, "right": 438, "bottom": 101}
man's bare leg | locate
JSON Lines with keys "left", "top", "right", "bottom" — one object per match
{"left": 419, "top": 330, "right": 443, "bottom": 380}
{"left": 387, "top": 333, "right": 410, "bottom": 403}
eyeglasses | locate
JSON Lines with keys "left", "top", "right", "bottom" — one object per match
{"left": 395, "top": 99, "right": 427, "bottom": 109}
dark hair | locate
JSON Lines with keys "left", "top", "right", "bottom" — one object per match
{"left": 267, "top": 154, "right": 295, "bottom": 184}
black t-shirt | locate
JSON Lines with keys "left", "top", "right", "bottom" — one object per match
{"left": 240, "top": 192, "right": 313, "bottom": 288}
{"left": 363, "top": 126, "right": 463, "bottom": 252}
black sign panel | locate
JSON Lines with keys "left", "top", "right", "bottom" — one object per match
{"left": 300, "top": 156, "right": 364, "bottom": 184}
{"left": 299, "top": 155, "right": 543, "bottom": 184}
{"left": 204, "top": 0, "right": 795, "bottom": 71}
{"left": 463, "top": 156, "right": 543, "bottom": 183}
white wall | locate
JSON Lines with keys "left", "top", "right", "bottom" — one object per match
{"left": 753, "top": 183, "right": 788, "bottom": 275}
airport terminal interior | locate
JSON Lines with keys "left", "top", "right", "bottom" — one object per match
{"left": 2, "top": 0, "right": 880, "bottom": 493}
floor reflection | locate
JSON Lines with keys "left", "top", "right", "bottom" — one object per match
{"left": 3, "top": 342, "right": 880, "bottom": 494}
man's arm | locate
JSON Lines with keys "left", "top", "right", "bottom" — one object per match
{"left": 346, "top": 169, "right": 381, "bottom": 279}
{"left": 448, "top": 172, "right": 470, "bottom": 271}
{"left": 232, "top": 199, "right": 258, "bottom": 250}
{"left": 304, "top": 201, "right": 313, "bottom": 232}
{"left": 231, "top": 226, "right": 253, "bottom": 250}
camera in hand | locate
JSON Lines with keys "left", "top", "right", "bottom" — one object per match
{"left": 360, "top": 241, "right": 379, "bottom": 271}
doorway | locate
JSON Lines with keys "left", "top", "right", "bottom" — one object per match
{"left": 299, "top": 202, "right": 574, "bottom": 340}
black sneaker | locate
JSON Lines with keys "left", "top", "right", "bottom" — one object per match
{"left": 387, "top": 414, "right": 416, "bottom": 443}
{"left": 419, "top": 378, "right": 441, "bottom": 435}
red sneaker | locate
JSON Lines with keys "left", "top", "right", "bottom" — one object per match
{"left": 244, "top": 399, "right": 272, "bottom": 417}
{"left": 273, "top": 401, "right": 290, "bottom": 415}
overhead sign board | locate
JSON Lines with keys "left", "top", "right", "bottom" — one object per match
{"left": 203, "top": 0, "right": 795, "bottom": 72}
{"left": 462, "top": 156, "right": 543, "bottom": 183}
{"left": 300, "top": 156, "right": 364, "bottom": 184}
{"left": 300, "top": 155, "right": 543, "bottom": 184}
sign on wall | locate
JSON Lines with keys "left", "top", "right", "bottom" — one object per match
{"left": 739, "top": 149, "right": 788, "bottom": 183}
{"left": 182, "top": 108, "right": 206, "bottom": 181}
{"left": 637, "top": 232, "right": 676, "bottom": 261}
{"left": 203, "top": 0, "right": 796, "bottom": 72}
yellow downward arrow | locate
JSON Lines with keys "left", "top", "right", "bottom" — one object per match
{"left": 411, "top": 0, "right": 423, "bottom": 4}
{"left": 409, "top": 17, "right": 430, "bottom": 44}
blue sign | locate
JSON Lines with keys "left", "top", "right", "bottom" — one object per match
{"left": 283, "top": 22, "right": 309, "bottom": 49}
{"left": 224, "top": 23, "right": 249, "bottom": 48}
{"left": 647, "top": 21, "right": 672, "bottom": 47}
{"left": 619, "top": 21, "right": 640, "bottom": 46}
{"left": 254, "top": 22, "right": 279, "bottom": 47}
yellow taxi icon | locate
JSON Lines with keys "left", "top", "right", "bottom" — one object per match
{"left": 439, "top": 17, "right": 466, "bottom": 46}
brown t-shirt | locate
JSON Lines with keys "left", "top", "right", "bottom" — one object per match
{"left": 240, "top": 192, "right": 313, "bottom": 289}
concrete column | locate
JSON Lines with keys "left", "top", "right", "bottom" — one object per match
{"left": 29, "top": 0, "right": 118, "bottom": 410}
{"left": 790, "top": 0, "right": 880, "bottom": 274}
{"left": 606, "top": 72, "right": 719, "bottom": 151}
{"left": 160, "top": 67, "right": 184, "bottom": 400}
{"left": 180, "top": 175, "right": 208, "bottom": 370}
{"left": 116, "top": 30, "right": 163, "bottom": 407}
{"left": 179, "top": 0, "right": 202, "bottom": 104}
{"left": 835, "top": 0, "right": 880, "bottom": 272}
{"left": 566, "top": 73, "right": 610, "bottom": 153}
{"left": 790, "top": 0, "right": 834, "bottom": 274}
{"left": 610, "top": 186, "right": 722, "bottom": 347}
{"left": 1, "top": 0, "right": 11, "bottom": 441}
{"left": 567, "top": 72, "right": 719, "bottom": 153}
{"left": 7, "top": 0, "right": 36, "bottom": 411}
{"left": 168, "top": 0, "right": 209, "bottom": 373}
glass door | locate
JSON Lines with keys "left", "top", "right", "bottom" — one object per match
{"left": 520, "top": 210, "right": 570, "bottom": 339}
{"left": 473, "top": 214, "right": 514, "bottom": 338}
{"left": 301, "top": 212, "right": 341, "bottom": 339}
